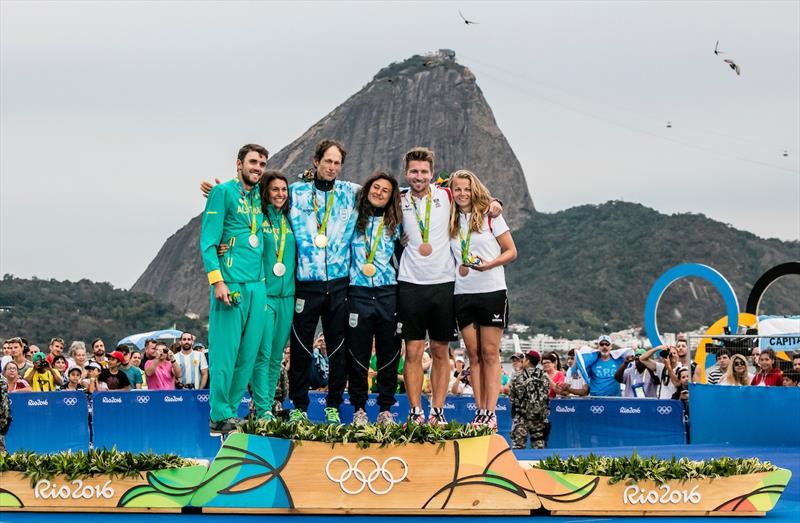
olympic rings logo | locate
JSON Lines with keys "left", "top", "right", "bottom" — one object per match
{"left": 366, "top": 399, "right": 377, "bottom": 407}
{"left": 63, "top": 397, "right": 78, "bottom": 407}
{"left": 135, "top": 395, "right": 150, "bottom": 404}
{"left": 590, "top": 405, "right": 605, "bottom": 414}
{"left": 657, "top": 406, "right": 673, "bottom": 415}
{"left": 467, "top": 403, "right": 477, "bottom": 410}
{"left": 197, "top": 394, "right": 209, "bottom": 402}
{"left": 325, "top": 456, "right": 408, "bottom": 495}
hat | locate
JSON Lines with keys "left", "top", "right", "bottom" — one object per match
{"left": 510, "top": 352, "right": 525, "bottom": 361}
{"left": 634, "top": 348, "right": 646, "bottom": 357}
{"left": 32, "top": 352, "right": 47, "bottom": 363}
{"left": 597, "top": 335, "right": 612, "bottom": 344}
{"left": 108, "top": 351, "right": 125, "bottom": 363}
{"left": 455, "top": 355, "right": 465, "bottom": 362}
{"left": 86, "top": 361, "right": 101, "bottom": 371}
{"left": 193, "top": 342, "right": 206, "bottom": 349}
{"left": 526, "top": 350, "right": 541, "bottom": 364}
{"left": 67, "top": 366, "right": 83, "bottom": 375}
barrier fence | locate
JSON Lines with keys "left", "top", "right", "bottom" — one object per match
{"left": 689, "top": 383, "right": 800, "bottom": 447}
{"left": 5, "top": 389, "right": 697, "bottom": 458}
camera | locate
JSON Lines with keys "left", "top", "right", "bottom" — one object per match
{"left": 658, "top": 349, "right": 670, "bottom": 358}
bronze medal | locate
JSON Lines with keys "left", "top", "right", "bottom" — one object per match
{"left": 458, "top": 265, "right": 470, "bottom": 277}
{"left": 419, "top": 242, "right": 433, "bottom": 256}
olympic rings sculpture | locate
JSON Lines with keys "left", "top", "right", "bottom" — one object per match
{"left": 644, "top": 261, "right": 799, "bottom": 363}
{"left": 325, "top": 456, "right": 409, "bottom": 495}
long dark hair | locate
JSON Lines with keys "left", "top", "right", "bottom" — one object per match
{"left": 260, "top": 170, "right": 290, "bottom": 216}
{"left": 356, "top": 171, "right": 401, "bottom": 238}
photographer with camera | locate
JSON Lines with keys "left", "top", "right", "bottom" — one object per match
{"left": 144, "top": 342, "right": 182, "bottom": 390}
{"left": 614, "top": 348, "right": 658, "bottom": 398}
{"left": 22, "top": 352, "right": 62, "bottom": 392}
{"left": 639, "top": 344, "right": 686, "bottom": 399}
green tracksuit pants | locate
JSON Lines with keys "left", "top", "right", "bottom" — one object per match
{"left": 208, "top": 281, "right": 267, "bottom": 422}
{"left": 251, "top": 295, "right": 294, "bottom": 417}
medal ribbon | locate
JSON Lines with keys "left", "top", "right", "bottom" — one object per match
{"left": 458, "top": 215, "right": 472, "bottom": 264}
{"left": 312, "top": 189, "right": 335, "bottom": 236}
{"left": 238, "top": 180, "right": 258, "bottom": 236}
{"left": 410, "top": 190, "right": 432, "bottom": 243}
{"left": 364, "top": 217, "right": 385, "bottom": 265}
{"left": 268, "top": 211, "right": 287, "bottom": 263}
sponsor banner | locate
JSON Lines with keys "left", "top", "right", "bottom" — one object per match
{"left": 548, "top": 398, "right": 685, "bottom": 448}
{"left": 5, "top": 392, "right": 89, "bottom": 453}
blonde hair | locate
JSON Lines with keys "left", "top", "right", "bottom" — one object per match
{"left": 448, "top": 170, "right": 492, "bottom": 238}
{"left": 721, "top": 353, "right": 750, "bottom": 386}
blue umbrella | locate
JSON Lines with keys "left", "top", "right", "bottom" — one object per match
{"left": 117, "top": 329, "right": 184, "bottom": 349}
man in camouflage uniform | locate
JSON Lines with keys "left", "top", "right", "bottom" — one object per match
{"left": 0, "top": 374, "right": 10, "bottom": 453}
{"left": 509, "top": 350, "right": 550, "bottom": 449}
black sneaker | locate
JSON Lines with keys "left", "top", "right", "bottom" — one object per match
{"left": 209, "top": 419, "right": 237, "bottom": 434}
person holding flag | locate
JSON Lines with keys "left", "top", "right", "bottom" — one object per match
{"left": 573, "top": 335, "right": 632, "bottom": 397}
{"left": 200, "top": 144, "right": 268, "bottom": 434}
{"left": 447, "top": 169, "right": 517, "bottom": 430}
{"left": 345, "top": 171, "right": 403, "bottom": 426}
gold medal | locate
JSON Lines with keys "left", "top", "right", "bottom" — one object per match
{"left": 458, "top": 265, "right": 470, "bottom": 277}
{"left": 314, "top": 234, "right": 329, "bottom": 248}
{"left": 248, "top": 234, "right": 259, "bottom": 248}
{"left": 272, "top": 262, "right": 286, "bottom": 277}
{"left": 361, "top": 263, "right": 377, "bottom": 277}
{"left": 419, "top": 242, "right": 433, "bottom": 256}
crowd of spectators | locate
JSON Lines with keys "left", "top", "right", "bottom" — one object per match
{"left": 2, "top": 332, "right": 797, "bottom": 405}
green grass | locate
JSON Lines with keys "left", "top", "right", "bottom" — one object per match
{"left": 535, "top": 451, "right": 777, "bottom": 485}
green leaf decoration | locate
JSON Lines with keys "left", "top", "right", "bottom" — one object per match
{"left": 0, "top": 489, "right": 23, "bottom": 508}
{"left": 534, "top": 453, "right": 778, "bottom": 485}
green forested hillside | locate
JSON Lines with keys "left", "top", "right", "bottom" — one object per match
{"left": 506, "top": 201, "right": 800, "bottom": 338}
{"left": 0, "top": 275, "right": 205, "bottom": 347}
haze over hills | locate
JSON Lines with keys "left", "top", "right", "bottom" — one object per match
{"left": 130, "top": 50, "right": 800, "bottom": 337}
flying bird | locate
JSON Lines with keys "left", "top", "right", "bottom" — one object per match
{"left": 723, "top": 58, "right": 741, "bottom": 76}
{"left": 714, "top": 40, "right": 725, "bottom": 56}
{"left": 459, "top": 10, "right": 479, "bottom": 25}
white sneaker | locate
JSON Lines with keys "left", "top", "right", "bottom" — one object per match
{"left": 352, "top": 408, "right": 369, "bottom": 427}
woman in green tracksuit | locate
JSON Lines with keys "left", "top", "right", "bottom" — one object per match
{"left": 217, "top": 171, "right": 295, "bottom": 421}
{"left": 252, "top": 171, "right": 295, "bottom": 420}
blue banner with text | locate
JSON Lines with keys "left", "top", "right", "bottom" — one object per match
{"left": 5, "top": 392, "right": 90, "bottom": 453}
{"left": 547, "top": 397, "right": 686, "bottom": 448}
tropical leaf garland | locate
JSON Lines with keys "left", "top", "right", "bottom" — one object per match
{"left": 0, "top": 448, "right": 193, "bottom": 487}
{"left": 238, "top": 418, "right": 493, "bottom": 448}
{"left": 535, "top": 452, "right": 777, "bottom": 485}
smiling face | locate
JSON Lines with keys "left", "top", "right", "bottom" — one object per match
{"left": 130, "top": 352, "right": 142, "bottom": 367}
{"left": 268, "top": 178, "right": 289, "bottom": 208}
{"left": 367, "top": 177, "right": 393, "bottom": 208}
{"left": 758, "top": 352, "right": 773, "bottom": 371}
{"left": 237, "top": 150, "right": 267, "bottom": 189}
{"left": 451, "top": 176, "right": 472, "bottom": 212}
{"left": 313, "top": 145, "right": 343, "bottom": 181}
{"left": 405, "top": 160, "right": 432, "bottom": 197}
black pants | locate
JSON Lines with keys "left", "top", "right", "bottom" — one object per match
{"left": 346, "top": 285, "right": 400, "bottom": 412}
{"left": 290, "top": 277, "right": 349, "bottom": 411}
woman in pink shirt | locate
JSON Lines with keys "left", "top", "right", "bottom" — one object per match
{"left": 543, "top": 351, "right": 565, "bottom": 399}
{"left": 144, "top": 343, "right": 182, "bottom": 390}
